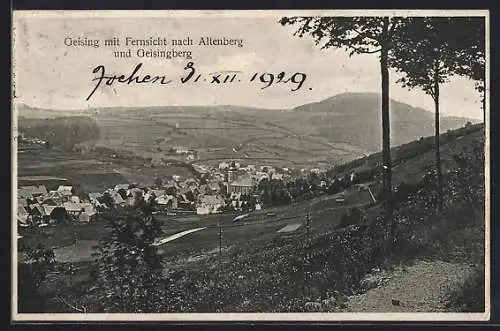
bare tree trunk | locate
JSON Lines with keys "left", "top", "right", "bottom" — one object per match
{"left": 434, "top": 68, "right": 443, "bottom": 213}
{"left": 380, "top": 17, "right": 393, "bottom": 252}
{"left": 482, "top": 83, "right": 486, "bottom": 124}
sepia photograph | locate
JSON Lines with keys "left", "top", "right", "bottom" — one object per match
{"left": 11, "top": 10, "right": 489, "bottom": 321}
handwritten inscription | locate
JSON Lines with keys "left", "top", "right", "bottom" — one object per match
{"left": 180, "top": 62, "right": 307, "bottom": 91}
{"left": 86, "top": 62, "right": 309, "bottom": 101}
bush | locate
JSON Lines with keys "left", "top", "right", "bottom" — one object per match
{"left": 18, "top": 244, "right": 56, "bottom": 312}
{"left": 90, "top": 204, "right": 167, "bottom": 313}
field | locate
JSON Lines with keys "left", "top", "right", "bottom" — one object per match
{"left": 17, "top": 147, "right": 197, "bottom": 192}
{"left": 92, "top": 110, "right": 365, "bottom": 168}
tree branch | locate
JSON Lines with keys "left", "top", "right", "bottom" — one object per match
{"left": 346, "top": 44, "right": 381, "bottom": 54}
{"left": 352, "top": 27, "right": 378, "bottom": 42}
{"left": 428, "top": 89, "right": 436, "bottom": 101}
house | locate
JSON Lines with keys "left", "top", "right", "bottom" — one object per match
{"left": 229, "top": 192, "right": 242, "bottom": 200}
{"left": 114, "top": 183, "right": 130, "bottom": 192}
{"left": 219, "top": 162, "right": 230, "bottom": 170}
{"left": 270, "top": 173, "right": 284, "bottom": 180}
{"left": 18, "top": 198, "right": 28, "bottom": 207}
{"left": 63, "top": 202, "right": 85, "bottom": 216}
{"left": 143, "top": 191, "right": 154, "bottom": 202}
{"left": 177, "top": 186, "right": 191, "bottom": 197}
{"left": 126, "top": 196, "right": 137, "bottom": 206}
{"left": 111, "top": 192, "right": 126, "bottom": 206}
{"left": 88, "top": 192, "right": 103, "bottom": 204}
{"left": 228, "top": 177, "right": 254, "bottom": 195}
{"left": 41, "top": 196, "right": 62, "bottom": 206}
{"left": 166, "top": 179, "right": 180, "bottom": 188}
{"left": 63, "top": 202, "right": 97, "bottom": 218}
{"left": 57, "top": 185, "right": 73, "bottom": 196}
{"left": 80, "top": 203, "right": 97, "bottom": 217}
{"left": 18, "top": 188, "right": 33, "bottom": 200}
{"left": 20, "top": 185, "right": 48, "bottom": 197}
{"left": 127, "top": 187, "right": 144, "bottom": 198}
{"left": 35, "top": 195, "right": 45, "bottom": 204}
{"left": 152, "top": 189, "right": 166, "bottom": 198}
{"left": 18, "top": 206, "right": 29, "bottom": 225}
{"left": 42, "top": 205, "right": 67, "bottom": 221}
{"left": 196, "top": 195, "right": 224, "bottom": 215}
{"left": 42, "top": 205, "right": 59, "bottom": 216}
{"left": 29, "top": 203, "right": 46, "bottom": 218}
{"left": 173, "top": 146, "right": 189, "bottom": 154}
{"left": 163, "top": 184, "right": 178, "bottom": 196}
{"left": 208, "top": 182, "right": 221, "bottom": 194}
{"left": 156, "top": 195, "right": 178, "bottom": 209}
{"left": 70, "top": 196, "right": 81, "bottom": 203}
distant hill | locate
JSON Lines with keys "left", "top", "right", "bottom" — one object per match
{"left": 15, "top": 93, "right": 476, "bottom": 166}
{"left": 288, "top": 92, "right": 472, "bottom": 152}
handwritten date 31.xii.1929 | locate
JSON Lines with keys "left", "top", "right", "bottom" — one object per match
{"left": 86, "top": 62, "right": 309, "bottom": 101}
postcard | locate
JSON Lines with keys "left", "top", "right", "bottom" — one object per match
{"left": 11, "top": 10, "right": 490, "bottom": 322}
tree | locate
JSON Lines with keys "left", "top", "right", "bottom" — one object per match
{"left": 18, "top": 244, "right": 56, "bottom": 312}
{"left": 154, "top": 177, "right": 163, "bottom": 188}
{"left": 92, "top": 204, "right": 166, "bottom": 312}
{"left": 117, "top": 188, "right": 127, "bottom": 200}
{"left": 99, "top": 192, "right": 115, "bottom": 208}
{"left": 451, "top": 18, "right": 486, "bottom": 120}
{"left": 185, "top": 190, "right": 195, "bottom": 202}
{"left": 280, "top": 16, "right": 406, "bottom": 250}
{"left": 390, "top": 17, "right": 486, "bottom": 213}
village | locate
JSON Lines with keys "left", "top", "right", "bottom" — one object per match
{"left": 16, "top": 155, "right": 332, "bottom": 228}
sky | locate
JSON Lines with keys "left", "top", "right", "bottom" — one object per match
{"left": 13, "top": 12, "right": 485, "bottom": 119}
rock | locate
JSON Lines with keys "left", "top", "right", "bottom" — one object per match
{"left": 304, "top": 301, "right": 322, "bottom": 312}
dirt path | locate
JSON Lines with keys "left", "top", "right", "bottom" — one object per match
{"left": 344, "top": 260, "right": 475, "bottom": 312}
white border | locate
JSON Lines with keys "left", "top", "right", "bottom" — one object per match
{"left": 11, "top": 9, "right": 491, "bottom": 322}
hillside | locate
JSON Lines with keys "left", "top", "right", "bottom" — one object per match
{"left": 18, "top": 116, "right": 100, "bottom": 151}
{"left": 20, "top": 122, "right": 485, "bottom": 313}
{"left": 16, "top": 93, "right": 473, "bottom": 167}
